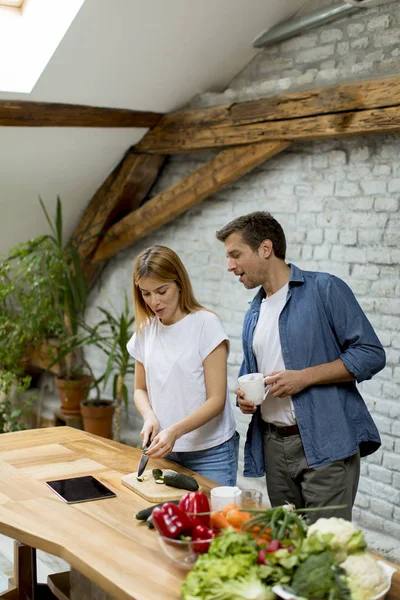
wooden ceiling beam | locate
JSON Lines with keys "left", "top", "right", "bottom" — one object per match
{"left": 92, "top": 141, "right": 290, "bottom": 262}
{"left": 136, "top": 104, "right": 400, "bottom": 153}
{"left": 71, "top": 149, "right": 165, "bottom": 286}
{"left": 0, "top": 101, "right": 163, "bottom": 128}
{"left": 137, "top": 76, "right": 400, "bottom": 153}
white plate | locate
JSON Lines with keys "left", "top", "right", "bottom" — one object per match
{"left": 272, "top": 560, "right": 397, "bottom": 600}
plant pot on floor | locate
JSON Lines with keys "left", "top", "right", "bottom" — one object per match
{"left": 80, "top": 399, "right": 115, "bottom": 439}
{"left": 55, "top": 375, "right": 93, "bottom": 415}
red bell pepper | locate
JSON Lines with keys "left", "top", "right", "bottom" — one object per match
{"left": 179, "top": 492, "right": 210, "bottom": 527}
{"left": 152, "top": 502, "right": 194, "bottom": 539}
{"left": 187, "top": 513, "right": 204, "bottom": 529}
{"left": 192, "top": 524, "right": 216, "bottom": 554}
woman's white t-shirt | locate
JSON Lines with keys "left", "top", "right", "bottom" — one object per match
{"left": 127, "top": 310, "right": 236, "bottom": 452}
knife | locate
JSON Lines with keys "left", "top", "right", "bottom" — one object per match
{"left": 137, "top": 443, "right": 150, "bottom": 477}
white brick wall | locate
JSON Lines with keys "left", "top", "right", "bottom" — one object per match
{"left": 86, "top": 0, "right": 400, "bottom": 558}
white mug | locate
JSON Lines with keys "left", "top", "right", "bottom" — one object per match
{"left": 238, "top": 373, "right": 268, "bottom": 406}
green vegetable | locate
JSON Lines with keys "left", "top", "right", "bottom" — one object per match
{"left": 185, "top": 571, "right": 275, "bottom": 600}
{"left": 182, "top": 556, "right": 268, "bottom": 599}
{"left": 242, "top": 504, "right": 346, "bottom": 543}
{"left": 181, "top": 530, "right": 275, "bottom": 600}
{"left": 135, "top": 499, "right": 179, "bottom": 521}
{"left": 208, "top": 530, "right": 258, "bottom": 560}
{"left": 288, "top": 551, "right": 351, "bottom": 600}
{"left": 346, "top": 531, "right": 367, "bottom": 555}
{"left": 146, "top": 513, "right": 154, "bottom": 529}
{"left": 163, "top": 472, "right": 198, "bottom": 491}
{"left": 152, "top": 468, "right": 163, "bottom": 480}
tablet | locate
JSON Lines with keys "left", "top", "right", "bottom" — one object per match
{"left": 46, "top": 475, "right": 116, "bottom": 504}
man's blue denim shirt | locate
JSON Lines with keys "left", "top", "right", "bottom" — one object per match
{"left": 240, "top": 264, "right": 385, "bottom": 478}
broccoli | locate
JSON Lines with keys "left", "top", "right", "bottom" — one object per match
{"left": 290, "top": 551, "right": 351, "bottom": 600}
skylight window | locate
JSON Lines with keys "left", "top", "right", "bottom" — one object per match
{"left": 0, "top": 1, "right": 24, "bottom": 7}
{"left": 0, "top": 0, "right": 86, "bottom": 93}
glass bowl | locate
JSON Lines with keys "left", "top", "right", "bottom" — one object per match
{"left": 156, "top": 531, "right": 214, "bottom": 570}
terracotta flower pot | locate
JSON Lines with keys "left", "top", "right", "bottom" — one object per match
{"left": 55, "top": 375, "right": 92, "bottom": 415}
{"left": 80, "top": 400, "right": 115, "bottom": 439}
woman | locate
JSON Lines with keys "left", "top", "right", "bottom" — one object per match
{"left": 127, "top": 245, "right": 238, "bottom": 486}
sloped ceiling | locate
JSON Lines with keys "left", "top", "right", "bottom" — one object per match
{"left": 0, "top": 0, "right": 307, "bottom": 254}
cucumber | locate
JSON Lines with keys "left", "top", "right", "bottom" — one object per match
{"left": 163, "top": 472, "right": 199, "bottom": 492}
{"left": 146, "top": 513, "right": 154, "bottom": 529}
{"left": 135, "top": 499, "right": 179, "bottom": 521}
{"left": 152, "top": 468, "right": 163, "bottom": 480}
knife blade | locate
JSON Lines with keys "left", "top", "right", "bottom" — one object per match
{"left": 137, "top": 444, "right": 150, "bottom": 477}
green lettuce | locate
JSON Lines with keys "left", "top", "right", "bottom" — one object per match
{"left": 181, "top": 562, "right": 274, "bottom": 600}
{"left": 207, "top": 530, "right": 258, "bottom": 560}
{"left": 181, "top": 531, "right": 274, "bottom": 600}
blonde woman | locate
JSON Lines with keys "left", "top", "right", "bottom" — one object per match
{"left": 127, "top": 245, "right": 238, "bottom": 486}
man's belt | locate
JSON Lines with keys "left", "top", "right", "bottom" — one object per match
{"left": 262, "top": 421, "right": 300, "bottom": 437}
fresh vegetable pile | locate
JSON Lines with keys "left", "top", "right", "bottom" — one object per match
{"left": 178, "top": 503, "right": 390, "bottom": 600}
{"left": 136, "top": 492, "right": 391, "bottom": 599}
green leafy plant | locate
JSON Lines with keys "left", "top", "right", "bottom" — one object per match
{"left": 0, "top": 371, "right": 32, "bottom": 433}
{"left": 38, "top": 196, "right": 90, "bottom": 379}
{"left": 0, "top": 195, "right": 97, "bottom": 427}
{"left": 0, "top": 205, "right": 70, "bottom": 428}
{"left": 0, "top": 196, "right": 92, "bottom": 379}
{"left": 0, "top": 236, "right": 64, "bottom": 375}
{"left": 85, "top": 295, "right": 135, "bottom": 441}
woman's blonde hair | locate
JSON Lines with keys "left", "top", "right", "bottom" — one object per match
{"left": 133, "top": 246, "right": 205, "bottom": 330}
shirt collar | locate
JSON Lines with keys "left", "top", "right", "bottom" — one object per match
{"left": 249, "top": 263, "right": 304, "bottom": 310}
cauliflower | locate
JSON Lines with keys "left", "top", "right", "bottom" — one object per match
{"left": 308, "top": 518, "right": 357, "bottom": 546}
{"left": 341, "top": 553, "right": 388, "bottom": 600}
{"left": 307, "top": 517, "right": 366, "bottom": 562}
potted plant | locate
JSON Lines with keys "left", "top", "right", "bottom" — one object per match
{"left": 0, "top": 228, "right": 68, "bottom": 429}
{"left": 0, "top": 234, "right": 65, "bottom": 368}
{"left": 0, "top": 196, "right": 99, "bottom": 422}
{"left": 36, "top": 197, "right": 95, "bottom": 414}
{"left": 81, "top": 295, "right": 135, "bottom": 441}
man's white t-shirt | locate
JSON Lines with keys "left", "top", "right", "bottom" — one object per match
{"left": 127, "top": 310, "right": 236, "bottom": 452}
{"left": 252, "top": 283, "right": 296, "bottom": 426}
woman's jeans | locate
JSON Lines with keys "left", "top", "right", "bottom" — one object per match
{"left": 167, "top": 431, "right": 239, "bottom": 486}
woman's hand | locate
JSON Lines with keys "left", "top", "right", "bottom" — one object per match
{"left": 141, "top": 413, "right": 159, "bottom": 448}
{"left": 235, "top": 386, "right": 257, "bottom": 415}
{"left": 145, "top": 427, "right": 178, "bottom": 459}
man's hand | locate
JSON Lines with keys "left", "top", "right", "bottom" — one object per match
{"left": 235, "top": 386, "right": 257, "bottom": 415}
{"left": 264, "top": 370, "right": 310, "bottom": 398}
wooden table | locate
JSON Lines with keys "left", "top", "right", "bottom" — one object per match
{"left": 0, "top": 427, "right": 399, "bottom": 600}
{"left": 0, "top": 427, "right": 215, "bottom": 600}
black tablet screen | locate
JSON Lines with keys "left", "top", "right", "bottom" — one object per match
{"left": 46, "top": 475, "right": 116, "bottom": 504}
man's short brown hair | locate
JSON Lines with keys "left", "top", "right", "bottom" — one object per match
{"left": 216, "top": 211, "right": 286, "bottom": 259}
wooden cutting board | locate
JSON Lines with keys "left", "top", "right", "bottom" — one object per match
{"left": 121, "top": 469, "right": 201, "bottom": 502}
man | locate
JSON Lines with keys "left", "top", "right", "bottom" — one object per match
{"left": 216, "top": 211, "right": 385, "bottom": 521}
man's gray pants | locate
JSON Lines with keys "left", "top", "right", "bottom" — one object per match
{"left": 262, "top": 429, "right": 360, "bottom": 524}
